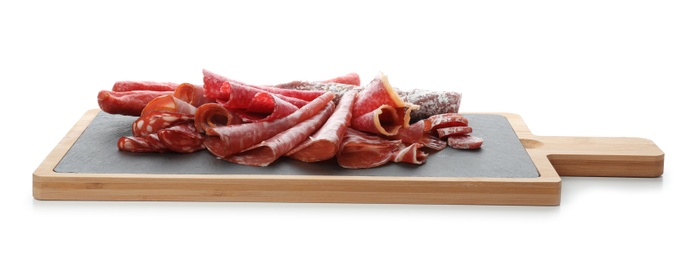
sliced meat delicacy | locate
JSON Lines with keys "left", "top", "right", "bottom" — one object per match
{"left": 112, "top": 81, "right": 179, "bottom": 92}
{"left": 225, "top": 102, "right": 335, "bottom": 166}
{"left": 140, "top": 95, "right": 197, "bottom": 116}
{"left": 157, "top": 123, "right": 205, "bottom": 153}
{"left": 174, "top": 83, "right": 213, "bottom": 107}
{"left": 397, "top": 89, "right": 461, "bottom": 122}
{"left": 350, "top": 72, "right": 410, "bottom": 136}
{"left": 98, "top": 90, "right": 174, "bottom": 116}
{"left": 287, "top": 90, "right": 357, "bottom": 162}
{"left": 118, "top": 134, "right": 169, "bottom": 153}
{"left": 194, "top": 103, "right": 242, "bottom": 134}
{"left": 447, "top": 135, "right": 484, "bottom": 150}
{"left": 132, "top": 111, "right": 194, "bottom": 137}
{"left": 336, "top": 128, "right": 403, "bottom": 169}
{"left": 390, "top": 143, "right": 428, "bottom": 165}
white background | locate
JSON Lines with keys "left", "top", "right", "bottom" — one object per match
{"left": 1, "top": 0, "right": 682, "bottom": 259}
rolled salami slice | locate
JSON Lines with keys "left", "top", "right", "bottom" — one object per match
{"left": 447, "top": 135, "right": 484, "bottom": 150}
{"left": 98, "top": 90, "right": 174, "bottom": 116}
{"left": 140, "top": 95, "right": 197, "bottom": 116}
{"left": 287, "top": 90, "right": 357, "bottom": 162}
{"left": 174, "top": 83, "right": 213, "bottom": 107}
{"left": 204, "top": 92, "right": 335, "bottom": 159}
{"left": 194, "top": 103, "right": 242, "bottom": 134}
{"left": 118, "top": 134, "right": 169, "bottom": 153}
{"left": 225, "top": 102, "right": 335, "bottom": 166}
{"left": 336, "top": 128, "right": 403, "bottom": 169}
{"left": 112, "top": 81, "right": 179, "bottom": 92}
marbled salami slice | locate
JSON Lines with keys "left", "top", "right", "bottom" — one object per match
{"left": 225, "top": 102, "right": 335, "bottom": 166}
{"left": 174, "top": 83, "right": 213, "bottom": 107}
{"left": 132, "top": 111, "right": 193, "bottom": 137}
{"left": 157, "top": 123, "right": 205, "bottom": 153}
{"left": 194, "top": 103, "right": 242, "bottom": 134}
{"left": 287, "top": 90, "right": 357, "bottom": 162}
{"left": 204, "top": 92, "right": 335, "bottom": 159}
{"left": 447, "top": 135, "right": 484, "bottom": 150}
{"left": 118, "top": 134, "right": 169, "bottom": 153}
{"left": 436, "top": 126, "right": 473, "bottom": 138}
{"left": 390, "top": 143, "right": 428, "bottom": 165}
{"left": 98, "top": 90, "right": 174, "bottom": 116}
{"left": 112, "top": 81, "right": 178, "bottom": 92}
{"left": 427, "top": 113, "right": 469, "bottom": 131}
{"left": 140, "top": 95, "right": 197, "bottom": 116}
{"left": 336, "top": 128, "right": 403, "bottom": 169}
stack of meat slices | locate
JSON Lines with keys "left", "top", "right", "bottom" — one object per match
{"left": 98, "top": 70, "right": 481, "bottom": 169}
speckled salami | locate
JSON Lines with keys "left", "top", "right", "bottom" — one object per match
{"left": 97, "top": 90, "right": 174, "bottom": 116}
{"left": 118, "top": 134, "right": 169, "bottom": 153}
{"left": 427, "top": 113, "right": 469, "bottom": 131}
{"left": 131, "top": 111, "right": 193, "bottom": 137}
{"left": 436, "top": 126, "right": 473, "bottom": 138}
{"left": 287, "top": 90, "right": 357, "bottom": 162}
{"left": 225, "top": 102, "right": 334, "bottom": 166}
{"left": 447, "top": 135, "right": 484, "bottom": 150}
{"left": 112, "top": 81, "right": 179, "bottom": 92}
{"left": 157, "top": 123, "right": 205, "bottom": 153}
{"left": 204, "top": 92, "right": 334, "bottom": 159}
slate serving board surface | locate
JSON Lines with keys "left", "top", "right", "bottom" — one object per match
{"left": 54, "top": 112, "right": 539, "bottom": 178}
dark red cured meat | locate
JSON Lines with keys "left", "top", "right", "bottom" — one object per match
{"left": 131, "top": 111, "right": 194, "bottom": 137}
{"left": 352, "top": 72, "right": 406, "bottom": 118}
{"left": 234, "top": 92, "right": 299, "bottom": 123}
{"left": 98, "top": 90, "right": 174, "bottom": 116}
{"left": 336, "top": 128, "right": 403, "bottom": 169}
{"left": 427, "top": 113, "right": 469, "bottom": 131}
{"left": 447, "top": 135, "right": 484, "bottom": 150}
{"left": 140, "top": 95, "right": 197, "bottom": 116}
{"left": 350, "top": 105, "right": 402, "bottom": 136}
{"left": 157, "top": 124, "right": 205, "bottom": 153}
{"left": 321, "top": 72, "right": 361, "bottom": 86}
{"left": 204, "top": 92, "right": 335, "bottom": 159}
{"left": 436, "top": 126, "right": 473, "bottom": 138}
{"left": 396, "top": 89, "right": 461, "bottom": 122}
{"left": 419, "top": 134, "right": 447, "bottom": 151}
{"left": 393, "top": 120, "right": 429, "bottom": 144}
{"left": 204, "top": 69, "right": 325, "bottom": 101}
{"left": 225, "top": 102, "right": 335, "bottom": 166}
{"left": 194, "top": 103, "right": 242, "bottom": 134}
{"left": 287, "top": 90, "right": 357, "bottom": 162}
{"left": 112, "top": 81, "right": 179, "bottom": 92}
{"left": 203, "top": 69, "right": 243, "bottom": 99}
{"left": 118, "top": 134, "right": 169, "bottom": 153}
{"left": 390, "top": 143, "right": 428, "bottom": 165}
{"left": 174, "top": 83, "right": 213, "bottom": 107}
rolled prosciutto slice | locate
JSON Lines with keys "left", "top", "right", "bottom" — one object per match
{"left": 390, "top": 143, "right": 428, "bottom": 165}
{"left": 98, "top": 90, "right": 174, "bottom": 116}
{"left": 225, "top": 102, "right": 335, "bottom": 166}
{"left": 112, "top": 81, "right": 178, "bottom": 92}
{"left": 203, "top": 69, "right": 325, "bottom": 101}
{"left": 173, "top": 83, "right": 213, "bottom": 107}
{"left": 140, "top": 95, "right": 197, "bottom": 116}
{"left": 194, "top": 103, "right": 242, "bottom": 134}
{"left": 204, "top": 92, "right": 335, "bottom": 159}
{"left": 350, "top": 72, "right": 411, "bottom": 136}
{"left": 287, "top": 90, "right": 357, "bottom": 162}
{"left": 336, "top": 128, "right": 403, "bottom": 169}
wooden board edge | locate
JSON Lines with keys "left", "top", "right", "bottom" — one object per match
{"left": 33, "top": 110, "right": 561, "bottom": 206}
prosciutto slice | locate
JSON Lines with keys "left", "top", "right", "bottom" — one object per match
{"left": 233, "top": 92, "right": 300, "bottom": 123}
{"left": 98, "top": 90, "right": 174, "bottom": 116}
{"left": 194, "top": 103, "right": 242, "bottom": 134}
{"left": 287, "top": 90, "right": 357, "bottom": 162}
{"left": 140, "top": 95, "right": 197, "bottom": 116}
{"left": 390, "top": 143, "right": 428, "bottom": 164}
{"left": 225, "top": 102, "right": 335, "bottom": 166}
{"left": 204, "top": 92, "right": 335, "bottom": 159}
{"left": 203, "top": 69, "right": 325, "bottom": 101}
{"left": 174, "top": 83, "right": 213, "bottom": 107}
{"left": 336, "top": 128, "right": 403, "bottom": 169}
{"left": 350, "top": 72, "right": 410, "bottom": 136}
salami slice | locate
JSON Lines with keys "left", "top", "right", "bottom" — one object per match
{"left": 157, "top": 123, "right": 205, "bottom": 153}
{"left": 336, "top": 128, "right": 403, "bottom": 169}
{"left": 118, "top": 134, "right": 169, "bottom": 153}
{"left": 98, "top": 90, "right": 174, "bottom": 116}
{"left": 234, "top": 92, "right": 300, "bottom": 123}
{"left": 140, "top": 95, "right": 197, "bottom": 116}
{"left": 436, "top": 126, "right": 473, "bottom": 138}
{"left": 112, "top": 81, "right": 178, "bottom": 92}
{"left": 447, "top": 135, "right": 484, "bottom": 150}
{"left": 390, "top": 143, "right": 428, "bottom": 165}
{"left": 173, "top": 83, "right": 213, "bottom": 107}
{"left": 427, "top": 113, "right": 469, "bottom": 131}
{"left": 194, "top": 103, "right": 242, "bottom": 134}
{"left": 204, "top": 92, "right": 335, "bottom": 159}
{"left": 287, "top": 90, "right": 357, "bottom": 162}
{"left": 225, "top": 102, "right": 335, "bottom": 166}
{"left": 132, "top": 111, "right": 194, "bottom": 137}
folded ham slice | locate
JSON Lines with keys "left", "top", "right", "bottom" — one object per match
{"left": 287, "top": 90, "right": 357, "bottom": 162}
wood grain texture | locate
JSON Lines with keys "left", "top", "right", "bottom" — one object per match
{"left": 32, "top": 110, "right": 664, "bottom": 205}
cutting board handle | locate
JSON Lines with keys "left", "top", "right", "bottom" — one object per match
{"left": 521, "top": 136, "right": 664, "bottom": 177}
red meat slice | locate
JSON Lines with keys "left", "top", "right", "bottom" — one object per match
{"left": 140, "top": 95, "right": 197, "bottom": 116}
{"left": 98, "top": 90, "right": 174, "bottom": 116}
{"left": 234, "top": 92, "right": 300, "bottom": 123}
{"left": 390, "top": 143, "right": 428, "bottom": 165}
{"left": 350, "top": 72, "right": 410, "bottom": 136}
{"left": 204, "top": 92, "right": 335, "bottom": 159}
{"left": 287, "top": 90, "right": 357, "bottom": 162}
{"left": 112, "top": 81, "right": 178, "bottom": 92}
{"left": 436, "top": 126, "right": 473, "bottom": 138}
{"left": 157, "top": 124, "right": 205, "bottom": 153}
{"left": 173, "top": 83, "right": 213, "bottom": 107}
{"left": 447, "top": 135, "right": 484, "bottom": 150}
{"left": 419, "top": 134, "right": 447, "bottom": 151}
{"left": 225, "top": 102, "right": 335, "bottom": 166}
{"left": 336, "top": 128, "right": 403, "bottom": 169}
{"left": 350, "top": 104, "right": 402, "bottom": 136}
{"left": 203, "top": 69, "right": 325, "bottom": 101}
{"left": 321, "top": 72, "right": 361, "bottom": 86}
{"left": 194, "top": 103, "right": 242, "bottom": 134}
{"left": 118, "top": 134, "right": 169, "bottom": 153}
{"left": 427, "top": 113, "right": 469, "bottom": 131}
{"left": 352, "top": 72, "right": 406, "bottom": 118}
{"left": 132, "top": 111, "right": 193, "bottom": 137}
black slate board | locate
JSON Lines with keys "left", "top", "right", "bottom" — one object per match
{"left": 54, "top": 112, "right": 539, "bottom": 178}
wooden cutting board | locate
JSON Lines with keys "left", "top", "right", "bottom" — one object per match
{"left": 32, "top": 110, "right": 664, "bottom": 205}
